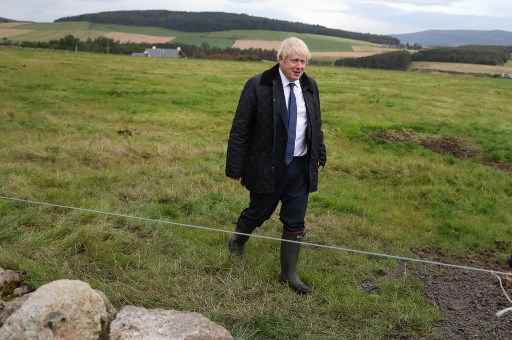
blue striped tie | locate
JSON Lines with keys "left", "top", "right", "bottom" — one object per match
{"left": 285, "top": 83, "right": 297, "bottom": 165}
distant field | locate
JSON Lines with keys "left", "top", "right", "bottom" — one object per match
{"left": 1, "top": 47, "right": 511, "bottom": 339}
{"left": 312, "top": 51, "right": 394, "bottom": 60}
{"left": 1, "top": 22, "right": 379, "bottom": 52}
{"left": 104, "top": 32, "right": 174, "bottom": 44}
{"left": 232, "top": 39, "right": 282, "bottom": 50}
{"left": 0, "top": 28, "right": 32, "bottom": 38}
{"left": 411, "top": 61, "right": 512, "bottom": 76}
{"left": 0, "top": 22, "right": 29, "bottom": 28}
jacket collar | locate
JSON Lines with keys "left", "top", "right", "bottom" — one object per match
{"left": 260, "top": 63, "right": 313, "bottom": 92}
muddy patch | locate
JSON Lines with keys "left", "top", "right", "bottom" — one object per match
{"left": 370, "top": 129, "right": 511, "bottom": 172}
{"left": 419, "top": 136, "right": 479, "bottom": 159}
{"left": 413, "top": 249, "right": 512, "bottom": 339}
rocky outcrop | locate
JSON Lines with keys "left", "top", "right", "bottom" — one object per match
{"left": 110, "top": 306, "right": 233, "bottom": 340}
{"left": 0, "top": 280, "right": 115, "bottom": 340}
{"left": 0, "top": 268, "right": 24, "bottom": 298}
{"left": 0, "top": 268, "right": 234, "bottom": 339}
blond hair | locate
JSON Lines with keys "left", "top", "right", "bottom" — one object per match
{"left": 277, "top": 37, "right": 311, "bottom": 62}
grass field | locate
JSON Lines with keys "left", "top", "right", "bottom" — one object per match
{"left": 1, "top": 47, "right": 512, "bottom": 339}
{"left": 1, "top": 22, "right": 377, "bottom": 51}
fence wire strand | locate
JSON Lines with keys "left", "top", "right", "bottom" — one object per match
{"left": 1, "top": 194, "right": 511, "bottom": 316}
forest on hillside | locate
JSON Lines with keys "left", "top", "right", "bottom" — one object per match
{"left": 55, "top": 10, "right": 400, "bottom": 45}
{"left": 413, "top": 46, "right": 511, "bottom": 65}
{"left": 0, "top": 17, "right": 16, "bottom": 22}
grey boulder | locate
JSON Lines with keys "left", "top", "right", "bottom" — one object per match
{"left": 0, "top": 279, "right": 116, "bottom": 340}
{"left": 110, "top": 305, "right": 233, "bottom": 340}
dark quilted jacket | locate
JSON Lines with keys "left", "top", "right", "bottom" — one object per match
{"left": 226, "top": 64, "right": 326, "bottom": 193}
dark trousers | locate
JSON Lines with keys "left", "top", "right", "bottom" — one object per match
{"left": 238, "top": 156, "right": 309, "bottom": 235}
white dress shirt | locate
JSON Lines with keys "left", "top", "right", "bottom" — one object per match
{"left": 279, "top": 68, "right": 308, "bottom": 157}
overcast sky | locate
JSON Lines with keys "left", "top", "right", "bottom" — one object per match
{"left": 2, "top": 0, "right": 511, "bottom": 34}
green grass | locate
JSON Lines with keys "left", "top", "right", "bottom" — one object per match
{"left": 1, "top": 47, "right": 512, "bottom": 339}
{"left": 6, "top": 22, "right": 375, "bottom": 51}
{"left": 506, "top": 60, "right": 512, "bottom": 67}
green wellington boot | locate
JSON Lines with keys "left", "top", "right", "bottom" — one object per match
{"left": 280, "top": 232, "right": 312, "bottom": 295}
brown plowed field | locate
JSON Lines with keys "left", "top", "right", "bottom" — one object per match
{"left": 352, "top": 46, "right": 395, "bottom": 53}
{"left": 104, "top": 32, "right": 175, "bottom": 44}
{"left": 411, "top": 61, "right": 512, "bottom": 76}
{"left": 313, "top": 47, "right": 398, "bottom": 59}
{"left": 312, "top": 51, "right": 379, "bottom": 59}
{"left": 0, "top": 29, "right": 32, "bottom": 38}
{"left": 232, "top": 40, "right": 282, "bottom": 50}
{"left": 0, "top": 23, "right": 29, "bottom": 28}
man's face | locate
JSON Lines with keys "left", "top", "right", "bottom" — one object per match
{"left": 279, "top": 54, "right": 307, "bottom": 81}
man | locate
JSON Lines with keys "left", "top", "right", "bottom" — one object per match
{"left": 225, "top": 37, "right": 326, "bottom": 295}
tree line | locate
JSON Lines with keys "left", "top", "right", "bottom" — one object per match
{"left": 412, "top": 46, "right": 511, "bottom": 66}
{"left": 0, "top": 35, "right": 277, "bottom": 61}
{"left": 335, "top": 51, "right": 412, "bottom": 70}
{"left": 55, "top": 10, "right": 400, "bottom": 46}
{"left": 334, "top": 45, "right": 512, "bottom": 70}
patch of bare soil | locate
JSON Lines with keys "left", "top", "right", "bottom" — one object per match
{"left": 312, "top": 51, "right": 380, "bottom": 59}
{"left": 104, "top": 32, "right": 174, "bottom": 44}
{"left": 352, "top": 46, "right": 397, "bottom": 53}
{"left": 0, "top": 29, "right": 32, "bottom": 38}
{"left": 414, "top": 249, "right": 512, "bottom": 339}
{"left": 0, "top": 23, "right": 30, "bottom": 28}
{"left": 370, "top": 129, "right": 512, "bottom": 172}
{"left": 484, "top": 160, "right": 512, "bottom": 172}
{"left": 419, "top": 137, "right": 479, "bottom": 159}
{"left": 232, "top": 40, "right": 281, "bottom": 50}
{"left": 411, "top": 62, "right": 512, "bottom": 77}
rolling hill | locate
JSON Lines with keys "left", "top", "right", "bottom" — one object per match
{"left": 0, "top": 21, "right": 396, "bottom": 59}
{"left": 394, "top": 29, "right": 512, "bottom": 47}
{"left": 0, "top": 17, "right": 16, "bottom": 23}
{"left": 55, "top": 10, "right": 399, "bottom": 45}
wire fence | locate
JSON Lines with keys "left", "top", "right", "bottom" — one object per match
{"left": 1, "top": 194, "right": 511, "bottom": 316}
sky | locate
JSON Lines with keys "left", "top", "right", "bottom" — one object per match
{"left": 1, "top": 0, "right": 511, "bottom": 35}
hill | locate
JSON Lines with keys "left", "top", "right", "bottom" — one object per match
{"left": 55, "top": 10, "right": 399, "bottom": 45}
{"left": 394, "top": 29, "right": 512, "bottom": 47}
{"left": 0, "top": 21, "right": 396, "bottom": 59}
{"left": 0, "top": 17, "right": 16, "bottom": 23}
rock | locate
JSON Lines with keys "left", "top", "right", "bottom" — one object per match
{"left": 0, "top": 270, "right": 23, "bottom": 297}
{"left": 12, "top": 283, "right": 34, "bottom": 297}
{"left": 0, "top": 294, "right": 32, "bottom": 327}
{"left": 0, "top": 280, "right": 116, "bottom": 340}
{"left": 110, "top": 305, "right": 233, "bottom": 340}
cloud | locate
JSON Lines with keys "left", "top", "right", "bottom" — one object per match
{"left": 345, "top": 0, "right": 512, "bottom": 33}
{"left": 1, "top": 0, "right": 511, "bottom": 34}
{"left": 358, "top": 0, "right": 512, "bottom": 17}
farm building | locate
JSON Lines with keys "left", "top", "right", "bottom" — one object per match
{"left": 132, "top": 46, "right": 183, "bottom": 58}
